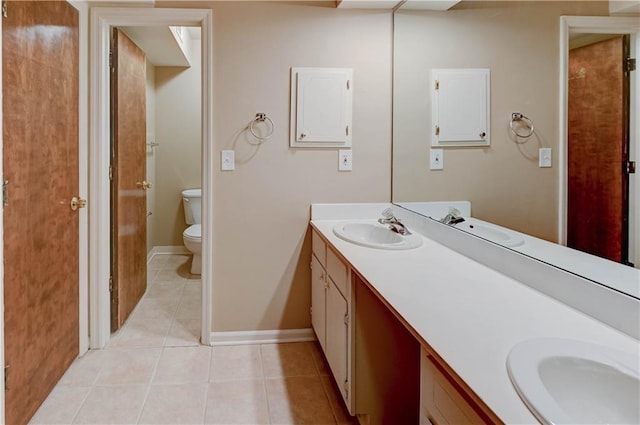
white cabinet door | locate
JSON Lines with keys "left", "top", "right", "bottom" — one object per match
{"left": 290, "top": 67, "right": 353, "bottom": 148}
{"left": 311, "top": 254, "right": 327, "bottom": 351}
{"left": 432, "top": 68, "right": 490, "bottom": 147}
{"left": 326, "top": 278, "right": 349, "bottom": 402}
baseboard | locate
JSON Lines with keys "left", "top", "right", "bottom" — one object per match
{"left": 210, "top": 328, "right": 315, "bottom": 346}
{"left": 147, "top": 245, "right": 189, "bottom": 263}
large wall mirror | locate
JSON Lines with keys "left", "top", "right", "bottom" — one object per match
{"left": 392, "top": 1, "right": 640, "bottom": 299}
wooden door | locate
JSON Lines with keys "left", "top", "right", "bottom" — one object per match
{"left": 568, "top": 36, "right": 629, "bottom": 263}
{"left": 2, "top": 2, "right": 79, "bottom": 423}
{"left": 111, "top": 28, "right": 147, "bottom": 331}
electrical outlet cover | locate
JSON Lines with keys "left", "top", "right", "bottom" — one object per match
{"left": 430, "top": 149, "right": 444, "bottom": 170}
{"left": 339, "top": 149, "right": 353, "bottom": 171}
{"left": 221, "top": 150, "right": 235, "bottom": 171}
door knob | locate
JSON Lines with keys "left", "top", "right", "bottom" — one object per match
{"left": 136, "top": 181, "right": 153, "bottom": 190}
{"left": 70, "top": 197, "right": 87, "bottom": 211}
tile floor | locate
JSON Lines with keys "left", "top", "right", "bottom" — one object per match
{"left": 29, "top": 254, "right": 356, "bottom": 425}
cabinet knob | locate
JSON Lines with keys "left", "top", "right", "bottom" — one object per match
{"left": 479, "top": 131, "right": 486, "bottom": 138}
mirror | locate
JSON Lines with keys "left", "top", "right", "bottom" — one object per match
{"left": 392, "top": 2, "right": 640, "bottom": 299}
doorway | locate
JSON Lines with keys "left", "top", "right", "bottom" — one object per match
{"left": 89, "top": 8, "right": 214, "bottom": 349}
{"left": 567, "top": 35, "right": 631, "bottom": 264}
{"left": 559, "top": 16, "right": 640, "bottom": 269}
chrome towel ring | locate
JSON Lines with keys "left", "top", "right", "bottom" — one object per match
{"left": 249, "top": 112, "right": 274, "bottom": 141}
{"left": 509, "top": 112, "right": 535, "bottom": 139}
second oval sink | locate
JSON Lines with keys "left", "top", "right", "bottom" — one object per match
{"left": 333, "top": 221, "right": 423, "bottom": 250}
{"left": 507, "top": 338, "right": 640, "bottom": 425}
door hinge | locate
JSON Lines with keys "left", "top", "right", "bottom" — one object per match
{"left": 346, "top": 125, "right": 349, "bottom": 136}
{"left": 626, "top": 161, "right": 636, "bottom": 174}
{"left": 2, "top": 1, "right": 7, "bottom": 19}
{"left": 624, "top": 57, "right": 636, "bottom": 72}
{"left": 310, "top": 306, "right": 313, "bottom": 316}
{"left": 346, "top": 79, "right": 350, "bottom": 90}
{"left": 343, "top": 379, "right": 349, "bottom": 400}
{"left": 435, "top": 125, "right": 440, "bottom": 136}
{"left": 109, "top": 165, "right": 113, "bottom": 181}
{"left": 2, "top": 180, "right": 8, "bottom": 207}
{"left": 343, "top": 312, "right": 349, "bottom": 325}
{"left": 310, "top": 261, "right": 313, "bottom": 270}
{"left": 4, "top": 365, "right": 9, "bottom": 391}
{"left": 109, "top": 50, "right": 114, "bottom": 70}
{"left": 435, "top": 80, "right": 439, "bottom": 90}
{"left": 109, "top": 275, "right": 113, "bottom": 292}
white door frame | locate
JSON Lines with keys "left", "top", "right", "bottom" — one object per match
{"left": 89, "top": 7, "right": 214, "bottom": 348}
{"left": 558, "top": 16, "right": 640, "bottom": 266}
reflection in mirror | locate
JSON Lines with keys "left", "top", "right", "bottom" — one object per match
{"left": 392, "top": 2, "right": 640, "bottom": 299}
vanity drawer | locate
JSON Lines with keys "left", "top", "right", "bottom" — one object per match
{"left": 421, "top": 349, "right": 484, "bottom": 425}
{"left": 327, "top": 248, "right": 348, "bottom": 297}
{"left": 312, "top": 229, "right": 326, "bottom": 266}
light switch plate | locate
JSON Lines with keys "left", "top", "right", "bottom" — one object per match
{"left": 539, "top": 148, "right": 552, "bottom": 168}
{"left": 339, "top": 149, "right": 352, "bottom": 171}
{"left": 221, "top": 150, "right": 235, "bottom": 171}
{"left": 430, "top": 149, "right": 444, "bottom": 170}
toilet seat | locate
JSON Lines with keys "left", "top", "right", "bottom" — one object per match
{"left": 183, "top": 224, "right": 201, "bottom": 242}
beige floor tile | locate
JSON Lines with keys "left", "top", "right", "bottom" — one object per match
{"left": 58, "top": 350, "right": 109, "bottom": 387}
{"left": 175, "top": 296, "right": 201, "bottom": 320}
{"left": 147, "top": 269, "right": 160, "bottom": 284}
{"left": 163, "top": 254, "right": 191, "bottom": 268}
{"left": 205, "top": 380, "right": 269, "bottom": 425}
{"left": 139, "top": 383, "right": 207, "bottom": 424}
{"left": 182, "top": 282, "right": 201, "bottom": 298}
{"left": 154, "top": 346, "right": 211, "bottom": 384}
{"left": 108, "top": 316, "right": 172, "bottom": 348}
{"left": 131, "top": 297, "right": 180, "bottom": 321}
{"left": 155, "top": 268, "right": 189, "bottom": 282}
{"left": 320, "top": 375, "right": 357, "bottom": 425}
{"left": 261, "top": 343, "right": 318, "bottom": 378}
{"left": 146, "top": 281, "right": 185, "bottom": 300}
{"left": 210, "top": 345, "right": 263, "bottom": 381}
{"left": 165, "top": 318, "right": 201, "bottom": 347}
{"left": 266, "top": 377, "right": 336, "bottom": 425}
{"left": 29, "top": 386, "right": 90, "bottom": 425}
{"left": 95, "top": 348, "right": 162, "bottom": 385}
{"left": 309, "top": 341, "right": 331, "bottom": 376}
{"left": 73, "top": 385, "right": 148, "bottom": 424}
{"left": 148, "top": 256, "right": 168, "bottom": 271}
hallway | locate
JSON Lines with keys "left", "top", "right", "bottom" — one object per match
{"left": 29, "top": 255, "right": 354, "bottom": 424}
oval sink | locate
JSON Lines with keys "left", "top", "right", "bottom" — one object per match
{"left": 507, "top": 338, "right": 640, "bottom": 425}
{"left": 456, "top": 218, "right": 524, "bottom": 247}
{"left": 333, "top": 221, "right": 423, "bottom": 250}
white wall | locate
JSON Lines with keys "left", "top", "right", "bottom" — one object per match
{"left": 208, "top": 2, "right": 392, "bottom": 332}
{"left": 153, "top": 37, "right": 202, "bottom": 247}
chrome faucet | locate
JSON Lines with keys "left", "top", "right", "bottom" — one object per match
{"left": 378, "top": 208, "right": 412, "bottom": 235}
{"left": 439, "top": 207, "right": 465, "bottom": 225}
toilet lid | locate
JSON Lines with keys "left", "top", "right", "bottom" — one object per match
{"left": 183, "top": 224, "right": 201, "bottom": 241}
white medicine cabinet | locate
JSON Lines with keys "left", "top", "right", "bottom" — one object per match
{"left": 432, "top": 68, "right": 490, "bottom": 147}
{"left": 290, "top": 67, "right": 353, "bottom": 148}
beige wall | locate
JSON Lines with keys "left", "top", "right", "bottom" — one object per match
{"left": 393, "top": 1, "right": 609, "bottom": 242}
{"left": 153, "top": 38, "right": 202, "bottom": 247}
{"left": 146, "top": 59, "right": 156, "bottom": 253}
{"left": 207, "top": 2, "right": 392, "bottom": 331}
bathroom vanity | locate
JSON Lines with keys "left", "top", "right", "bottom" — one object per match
{"left": 309, "top": 203, "right": 640, "bottom": 425}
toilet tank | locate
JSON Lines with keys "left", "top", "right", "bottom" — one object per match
{"left": 182, "top": 188, "right": 201, "bottom": 225}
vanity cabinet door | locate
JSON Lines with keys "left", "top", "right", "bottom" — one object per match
{"left": 326, "top": 278, "right": 349, "bottom": 403}
{"left": 311, "top": 254, "right": 327, "bottom": 351}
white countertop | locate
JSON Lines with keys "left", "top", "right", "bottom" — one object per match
{"left": 311, "top": 217, "right": 640, "bottom": 424}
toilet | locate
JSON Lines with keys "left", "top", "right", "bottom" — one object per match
{"left": 182, "top": 188, "right": 202, "bottom": 274}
